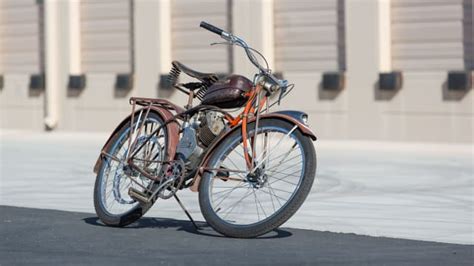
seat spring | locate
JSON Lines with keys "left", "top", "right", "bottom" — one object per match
{"left": 168, "top": 65, "right": 181, "bottom": 86}
{"left": 195, "top": 86, "right": 208, "bottom": 100}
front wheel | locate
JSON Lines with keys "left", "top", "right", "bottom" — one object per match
{"left": 199, "top": 119, "right": 317, "bottom": 238}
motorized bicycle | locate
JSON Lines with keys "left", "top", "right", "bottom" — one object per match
{"left": 93, "top": 21, "right": 317, "bottom": 238}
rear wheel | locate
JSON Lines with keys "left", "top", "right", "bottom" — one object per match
{"left": 93, "top": 112, "right": 168, "bottom": 226}
{"left": 199, "top": 119, "right": 316, "bottom": 238}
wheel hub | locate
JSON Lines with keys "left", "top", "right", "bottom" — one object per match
{"left": 246, "top": 168, "right": 267, "bottom": 189}
{"left": 122, "top": 164, "right": 138, "bottom": 177}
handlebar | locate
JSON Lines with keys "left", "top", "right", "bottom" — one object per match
{"left": 199, "top": 21, "right": 288, "bottom": 93}
{"left": 200, "top": 21, "right": 224, "bottom": 36}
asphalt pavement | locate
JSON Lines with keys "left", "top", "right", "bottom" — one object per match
{"left": 1, "top": 205, "right": 472, "bottom": 265}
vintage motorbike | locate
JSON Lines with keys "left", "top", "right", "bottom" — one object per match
{"left": 93, "top": 22, "right": 317, "bottom": 238}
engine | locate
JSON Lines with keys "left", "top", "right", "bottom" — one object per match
{"left": 176, "top": 111, "right": 226, "bottom": 169}
{"left": 198, "top": 111, "right": 226, "bottom": 147}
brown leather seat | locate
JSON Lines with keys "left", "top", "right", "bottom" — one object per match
{"left": 172, "top": 61, "right": 218, "bottom": 85}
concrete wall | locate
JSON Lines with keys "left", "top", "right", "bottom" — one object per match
{"left": 0, "top": 0, "right": 472, "bottom": 142}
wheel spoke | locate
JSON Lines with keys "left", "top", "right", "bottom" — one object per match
{"left": 212, "top": 182, "right": 247, "bottom": 209}
{"left": 254, "top": 189, "right": 267, "bottom": 218}
{"left": 224, "top": 157, "right": 247, "bottom": 179}
{"left": 265, "top": 167, "right": 302, "bottom": 176}
{"left": 253, "top": 189, "right": 260, "bottom": 221}
{"left": 268, "top": 175, "right": 299, "bottom": 186}
{"left": 265, "top": 154, "right": 302, "bottom": 177}
{"left": 221, "top": 188, "right": 255, "bottom": 219}
{"left": 251, "top": 126, "right": 298, "bottom": 172}
{"left": 257, "top": 186, "right": 288, "bottom": 202}
{"left": 267, "top": 182, "right": 284, "bottom": 207}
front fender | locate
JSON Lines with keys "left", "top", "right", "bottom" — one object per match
{"left": 93, "top": 107, "right": 180, "bottom": 174}
{"left": 189, "top": 111, "right": 317, "bottom": 191}
{"left": 266, "top": 111, "right": 316, "bottom": 140}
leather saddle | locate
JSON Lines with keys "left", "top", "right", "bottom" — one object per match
{"left": 172, "top": 61, "right": 219, "bottom": 86}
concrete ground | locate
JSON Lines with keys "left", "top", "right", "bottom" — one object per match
{"left": 1, "top": 205, "right": 472, "bottom": 265}
{"left": 0, "top": 130, "right": 473, "bottom": 245}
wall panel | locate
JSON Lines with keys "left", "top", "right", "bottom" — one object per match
{"left": 171, "top": 0, "right": 231, "bottom": 73}
{"left": 391, "top": 0, "right": 472, "bottom": 71}
{"left": 0, "top": 0, "right": 42, "bottom": 73}
{"left": 81, "top": 0, "right": 133, "bottom": 73}
{"left": 273, "top": 0, "right": 345, "bottom": 73}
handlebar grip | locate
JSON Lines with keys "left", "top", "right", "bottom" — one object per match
{"left": 200, "top": 21, "right": 224, "bottom": 36}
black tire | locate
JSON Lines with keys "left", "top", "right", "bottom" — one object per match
{"left": 93, "top": 112, "right": 167, "bottom": 227}
{"left": 199, "top": 119, "right": 316, "bottom": 238}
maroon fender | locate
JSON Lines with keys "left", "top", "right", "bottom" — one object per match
{"left": 260, "top": 112, "right": 317, "bottom": 141}
{"left": 189, "top": 112, "right": 317, "bottom": 192}
{"left": 93, "top": 106, "right": 180, "bottom": 174}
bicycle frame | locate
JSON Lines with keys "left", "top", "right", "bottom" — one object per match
{"left": 93, "top": 81, "right": 316, "bottom": 194}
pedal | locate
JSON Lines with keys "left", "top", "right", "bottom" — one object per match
{"left": 128, "top": 187, "right": 152, "bottom": 204}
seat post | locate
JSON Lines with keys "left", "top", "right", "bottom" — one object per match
{"left": 185, "top": 90, "right": 194, "bottom": 110}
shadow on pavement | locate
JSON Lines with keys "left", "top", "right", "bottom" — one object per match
{"left": 82, "top": 216, "right": 293, "bottom": 239}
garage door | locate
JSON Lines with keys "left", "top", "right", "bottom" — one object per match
{"left": 0, "top": 0, "right": 45, "bottom": 130}
{"left": 0, "top": 0, "right": 43, "bottom": 74}
{"left": 171, "top": 0, "right": 232, "bottom": 74}
{"left": 391, "top": 0, "right": 472, "bottom": 71}
{"left": 273, "top": 0, "right": 345, "bottom": 73}
{"left": 81, "top": 0, "right": 133, "bottom": 73}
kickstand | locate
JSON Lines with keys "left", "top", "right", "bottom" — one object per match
{"left": 173, "top": 194, "right": 200, "bottom": 230}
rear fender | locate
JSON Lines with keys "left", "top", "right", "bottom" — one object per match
{"left": 189, "top": 111, "right": 317, "bottom": 191}
{"left": 93, "top": 107, "right": 180, "bottom": 174}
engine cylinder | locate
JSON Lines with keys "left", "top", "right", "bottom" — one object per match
{"left": 198, "top": 111, "right": 225, "bottom": 147}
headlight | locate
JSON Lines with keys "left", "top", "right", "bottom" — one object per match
{"left": 260, "top": 79, "right": 279, "bottom": 93}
